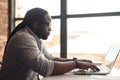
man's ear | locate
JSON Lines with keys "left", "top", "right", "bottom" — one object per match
{"left": 33, "top": 21, "right": 39, "bottom": 28}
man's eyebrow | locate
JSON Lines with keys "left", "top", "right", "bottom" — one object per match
{"left": 42, "top": 22, "right": 51, "bottom": 27}
{"left": 42, "top": 22, "right": 49, "bottom": 24}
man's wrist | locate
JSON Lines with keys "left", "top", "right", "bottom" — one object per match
{"left": 72, "top": 57, "right": 79, "bottom": 68}
{"left": 72, "top": 57, "right": 77, "bottom": 61}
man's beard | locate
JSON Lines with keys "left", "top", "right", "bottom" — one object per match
{"left": 35, "top": 29, "right": 48, "bottom": 40}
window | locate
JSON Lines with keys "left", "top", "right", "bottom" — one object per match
{"left": 67, "top": 16, "right": 120, "bottom": 60}
{"left": 15, "top": 0, "right": 60, "bottom": 17}
{"left": 67, "top": 0, "right": 120, "bottom": 14}
{"left": 10, "top": 0, "right": 120, "bottom": 63}
{"left": 67, "top": 0, "right": 120, "bottom": 61}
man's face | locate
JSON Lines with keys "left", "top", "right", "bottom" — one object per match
{"left": 35, "top": 14, "right": 52, "bottom": 40}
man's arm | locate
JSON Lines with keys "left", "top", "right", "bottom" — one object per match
{"left": 51, "top": 57, "right": 100, "bottom": 76}
{"left": 53, "top": 57, "right": 72, "bottom": 62}
{"left": 51, "top": 61, "right": 76, "bottom": 75}
{"left": 53, "top": 57, "right": 92, "bottom": 63}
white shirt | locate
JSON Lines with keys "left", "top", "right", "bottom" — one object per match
{"left": 0, "top": 26, "right": 54, "bottom": 80}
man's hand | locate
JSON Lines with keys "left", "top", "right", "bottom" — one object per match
{"left": 78, "top": 59, "right": 93, "bottom": 63}
{"left": 77, "top": 61, "right": 100, "bottom": 72}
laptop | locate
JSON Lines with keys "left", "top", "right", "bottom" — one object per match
{"left": 73, "top": 43, "right": 120, "bottom": 75}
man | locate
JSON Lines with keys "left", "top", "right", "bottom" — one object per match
{"left": 0, "top": 8, "right": 99, "bottom": 80}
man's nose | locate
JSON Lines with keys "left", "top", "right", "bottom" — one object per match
{"left": 48, "top": 27, "right": 51, "bottom": 31}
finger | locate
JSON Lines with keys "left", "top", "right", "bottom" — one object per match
{"left": 80, "top": 60, "right": 92, "bottom": 63}
{"left": 87, "top": 60, "right": 92, "bottom": 63}
{"left": 85, "top": 60, "right": 92, "bottom": 63}
{"left": 87, "top": 63, "right": 99, "bottom": 72}
{"left": 91, "top": 65, "right": 100, "bottom": 72}
{"left": 93, "top": 65, "right": 100, "bottom": 71}
{"left": 90, "top": 65, "right": 96, "bottom": 72}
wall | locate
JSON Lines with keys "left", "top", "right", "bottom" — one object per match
{"left": 0, "top": 0, "right": 8, "bottom": 60}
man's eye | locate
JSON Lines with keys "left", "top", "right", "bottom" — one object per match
{"left": 45, "top": 23, "right": 51, "bottom": 27}
{"left": 46, "top": 23, "right": 49, "bottom": 26}
{"left": 42, "top": 22, "right": 50, "bottom": 27}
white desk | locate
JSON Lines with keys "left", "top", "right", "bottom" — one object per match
{"left": 41, "top": 68, "right": 120, "bottom": 80}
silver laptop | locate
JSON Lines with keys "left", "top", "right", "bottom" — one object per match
{"left": 73, "top": 43, "right": 120, "bottom": 75}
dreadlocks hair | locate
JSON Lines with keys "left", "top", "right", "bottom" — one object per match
{"left": 7, "top": 7, "right": 48, "bottom": 43}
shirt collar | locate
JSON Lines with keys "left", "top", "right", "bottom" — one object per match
{"left": 25, "top": 26, "right": 42, "bottom": 44}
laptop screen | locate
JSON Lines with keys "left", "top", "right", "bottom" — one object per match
{"left": 102, "top": 43, "right": 120, "bottom": 69}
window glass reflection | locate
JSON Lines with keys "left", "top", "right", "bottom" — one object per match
{"left": 67, "top": 0, "right": 120, "bottom": 14}
{"left": 16, "top": 0, "right": 60, "bottom": 17}
{"left": 67, "top": 16, "right": 120, "bottom": 59}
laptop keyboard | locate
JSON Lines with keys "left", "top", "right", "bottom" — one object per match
{"left": 87, "top": 66, "right": 107, "bottom": 72}
{"left": 97, "top": 66, "right": 108, "bottom": 72}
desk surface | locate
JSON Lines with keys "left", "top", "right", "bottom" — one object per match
{"left": 41, "top": 68, "right": 120, "bottom": 80}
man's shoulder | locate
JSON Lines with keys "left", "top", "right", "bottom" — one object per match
{"left": 13, "top": 29, "right": 35, "bottom": 41}
{"left": 16, "top": 29, "right": 33, "bottom": 37}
